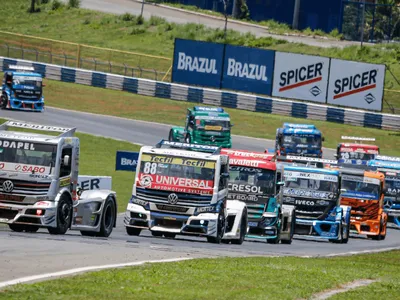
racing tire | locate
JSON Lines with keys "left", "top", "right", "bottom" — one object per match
{"left": 48, "top": 194, "right": 72, "bottom": 235}
{"left": 0, "top": 94, "right": 8, "bottom": 109}
{"left": 231, "top": 212, "right": 247, "bottom": 245}
{"left": 168, "top": 130, "right": 174, "bottom": 142}
{"left": 207, "top": 210, "right": 226, "bottom": 244}
{"left": 281, "top": 211, "right": 296, "bottom": 245}
{"left": 185, "top": 134, "right": 191, "bottom": 144}
{"left": 25, "top": 225, "right": 39, "bottom": 233}
{"left": 151, "top": 231, "right": 163, "bottom": 237}
{"left": 163, "top": 232, "right": 176, "bottom": 239}
{"left": 221, "top": 239, "right": 231, "bottom": 244}
{"left": 126, "top": 226, "right": 141, "bottom": 236}
{"left": 97, "top": 196, "right": 116, "bottom": 238}
{"left": 330, "top": 224, "right": 347, "bottom": 244}
{"left": 370, "top": 217, "right": 386, "bottom": 241}
{"left": 8, "top": 224, "right": 25, "bottom": 232}
{"left": 266, "top": 235, "right": 280, "bottom": 244}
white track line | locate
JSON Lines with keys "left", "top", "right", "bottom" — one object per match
{"left": 311, "top": 279, "right": 378, "bottom": 300}
{"left": 301, "top": 246, "right": 400, "bottom": 258}
{"left": 0, "top": 257, "right": 192, "bottom": 289}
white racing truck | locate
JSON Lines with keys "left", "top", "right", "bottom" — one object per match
{"left": 124, "top": 140, "right": 248, "bottom": 244}
{"left": 0, "top": 120, "right": 118, "bottom": 237}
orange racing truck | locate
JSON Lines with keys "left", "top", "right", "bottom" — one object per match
{"left": 337, "top": 167, "right": 387, "bottom": 240}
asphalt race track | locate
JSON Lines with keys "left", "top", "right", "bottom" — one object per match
{"left": 1, "top": 107, "right": 400, "bottom": 283}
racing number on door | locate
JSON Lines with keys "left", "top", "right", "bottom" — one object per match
{"left": 143, "top": 162, "right": 157, "bottom": 174}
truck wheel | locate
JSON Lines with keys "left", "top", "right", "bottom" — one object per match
{"left": 8, "top": 224, "right": 25, "bottom": 232}
{"left": 231, "top": 211, "right": 247, "bottom": 245}
{"left": 207, "top": 210, "right": 226, "bottom": 244}
{"left": 48, "top": 194, "right": 72, "bottom": 235}
{"left": 97, "top": 196, "right": 116, "bottom": 238}
{"left": 281, "top": 210, "right": 296, "bottom": 245}
{"left": 0, "top": 94, "right": 8, "bottom": 109}
{"left": 126, "top": 226, "right": 141, "bottom": 236}
{"left": 168, "top": 130, "right": 174, "bottom": 142}
{"left": 267, "top": 234, "right": 280, "bottom": 244}
{"left": 25, "top": 225, "right": 39, "bottom": 233}
{"left": 371, "top": 217, "right": 386, "bottom": 241}
{"left": 151, "top": 231, "right": 163, "bottom": 237}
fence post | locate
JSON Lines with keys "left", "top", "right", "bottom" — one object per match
{"left": 76, "top": 44, "right": 81, "bottom": 68}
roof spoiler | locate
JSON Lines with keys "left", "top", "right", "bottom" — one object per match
{"left": 277, "top": 155, "right": 337, "bottom": 168}
{"left": 341, "top": 136, "right": 376, "bottom": 142}
{"left": 154, "top": 140, "right": 221, "bottom": 154}
{"left": 0, "top": 121, "right": 76, "bottom": 138}
{"left": 7, "top": 65, "right": 35, "bottom": 72}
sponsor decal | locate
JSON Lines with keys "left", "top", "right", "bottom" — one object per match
{"left": 0, "top": 140, "right": 35, "bottom": 150}
{"left": 228, "top": 183, "right": 262, "bottom": 194}
{"left": 177, "top": 52, "right": 218, "bottom": 74}
{"left": 227, "top": 193, "right": 259, "bottom": 202}
{"left": 222, "top": 149, "right": 273, "bottom": 159}
{"left": 229, "top": 159, "right": 260, "bottom": 167}
{"left": 141, "top": 154, "right": 216, "bottom": 169}
{"left": 0, "top": 163, "right": 50, "bottom": 174}
{"left": 340, "top": 147, "right": 379, "bottom": 154}
{"left": 283, "top": 188, "right": 335, "bottom": 200}
{"left": 77, "top": 176, "right": 112, "bottom": 190}
{"left": 342, "top": 175, "right": 380, "bottom": 185}
{"left": 295, "top": 199, "right": 315, "bottom": 206}
{"left": 272, "top": 52, "right": 329, "bottom": 103}
{"left": 283, "top": 171, "right": 338, "bottom": 182}
{"left": 230, "top": 166, "right": 262, "bottom": 173}
{"left": 342, "top": 191, "right": 379, "bottom": 200}
{"left": 0, "top": 193, "right": 25, "bottom": 202}
{"left": 204, "top": 125, "right": 222, "bottom": 131}
{"left": 60, "top": 177, "right": 70, "bottom": 187}
{"left": 226, "top": 58, "right": 268, "bottom": 82}
{"left": 333, "top": 70, "right": 377, "bottom": 99}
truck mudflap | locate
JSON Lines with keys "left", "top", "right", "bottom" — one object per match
{"left": 71, "top": 189, "right": 117, "bottom": 233}
{"left": 280, "top": 204, "right": 296, "bottom": 243}
{"left": 169, "top": 127, "right": 185, "bottom": 142}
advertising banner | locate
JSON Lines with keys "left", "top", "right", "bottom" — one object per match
{"left": 172, "top": 39, "right": 224, "bottom": 88}
{"left": 115, "top": 151, "right": 139, "bottom": 172}
{"left": 327, "top": 59, "right": 385, "bottom": 111}
{"left": 78, "top": 176, "right": 112, "bottom": 190}
{"left": 221, "top": 45, "right": 275, "bottom": 95}
{"left": 272, "top": 52, "right": 330, "bottom": 103}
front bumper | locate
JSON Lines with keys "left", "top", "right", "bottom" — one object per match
{"left": 124, "top": 203, "right": 219, "bottom": 237}
{"left": 246, "top": 217, "right": 279, "bottom": 240}
{"left": 295, "top": 218, "right": 341, "bottom": 240}
{"left": 349, "top": 218, "right": 382, "bottom": 236}
{"left": 0, "top": 201, "right": 56, "bottom": 227}
{"left": 8, "top": 98, "right": 44, "bottom": 112}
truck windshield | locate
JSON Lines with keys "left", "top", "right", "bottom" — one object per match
{"left": 0, "top": 139, "right": 56, "bottom": 171}
{"left": 12, "top": 76, "right": 42, "bottom": 88}
{"left": 384, "top": 175, "right": 400, "bottom": 196}
{"left": 339, "top": 151, "right": 375, "bottom": 161}
{"left": 228, "top": 166, "right": 275, "bottom": 197}
{"left": 137, "top": 153, "right": 215, "bottom": 194}
{"left": 195, "top": 118, "right": 230, "bottom": 131}
{"left": 341, "top": 175, "right": 381, "bottom": 200}
{"left": 282, "top": 135, "right": 321, "bottom": 147}
{"left": 282, "top": 171, "right": 338, "bottom": 199}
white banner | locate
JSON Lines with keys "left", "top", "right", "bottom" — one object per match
{"left": 272, "top": 52, "right": 330, "bottom": 103}
{"left": 283, "top": 171, "right": 338, "bottom": 182}
{"left": 326, "top": 59, "right": 385, "bottom": 111}
{"left": 77, "top": 175, "right": 112, "bottom": 190}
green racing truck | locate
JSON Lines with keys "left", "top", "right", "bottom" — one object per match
{"left": 168, "top": 106, "right": 232, "bottom": 148}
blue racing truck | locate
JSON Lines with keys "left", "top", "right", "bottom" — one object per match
{"left": 275, "top": 123, "right": 323, "bottom": 158}
{"left": 1, "top": 65, "right": 44, "bottom": 112}
{"left": 279, "top": 156, "right": 351, "bottom": 243}
{"left": 368, "top": 155, "right": 400, "bottom": 227}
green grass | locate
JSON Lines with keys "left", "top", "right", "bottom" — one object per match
{"left": 41, "top": 78, "right": 400, "bottom": 156}
{"left": 1, "top": 250, "right": 400, "bottom": 299}
{"left": 0, "top": 0, "right": 400, "bottom": 112}
{"left": 0, "top": 118, "right": 139, "bottom": 212}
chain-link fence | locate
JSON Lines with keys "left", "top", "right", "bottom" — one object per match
{"left": 341, "top": 1, "right": 400, "bottom": 43}
{"left": 0, "top": 31, "right": 172, "bottom": 81}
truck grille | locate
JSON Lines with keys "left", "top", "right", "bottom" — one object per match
{"left": 247, "top": 203, "right": 266, "bottom": 221}
{"left": 196, "top": 133, "right": 230, "bottom": 144}
{"left": 136, "top": 188, "right": 212, "bottom": 207}
{"left": 292, "top": 201, "right": 336, "bottom": 220}
{"left": 348, "top": 201, "right": 380, "bottom": 221}
{"left": 0, "top": 179, "right": 50, "bottom": 196}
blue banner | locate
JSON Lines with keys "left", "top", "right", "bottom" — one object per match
{"left": 221, "top": 45, "right": 275, "bottom": 95}
{"left": 172, "top": 39, "right": 224, "bottom": 88}
{"left": 116, "top": 151, "right": 139, "bottom": 172}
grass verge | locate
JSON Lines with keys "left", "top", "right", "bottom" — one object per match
{"left": 0, "top": 250, "right": 399, "bottom": 299}
{"left": 0, "top": 118, "right": 138, "bottom": 212}
{"left": 0, "top": 0, "right": 399, "bottom": 111}
{"left": 42, "top": 79, "right": 400, "bottom": 156}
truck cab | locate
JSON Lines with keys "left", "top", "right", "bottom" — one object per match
{"left": 368, "top": 155, "right": 400, "bottom": 227}
{"left": 338, "top": 167, "right": 387, "bottom": 240}
{"left": 279, "top": 156, "right": 351, "bottom": 243}
{"left": 275, "top": 123, "right": 323, "bottom": 158}
{"left": 124, "top": 140, "right": 247, "bottom": 244}
{"left": 168, "top": 106, "right": 232, "bottom": 148}
{"left": 221, "top": 149, "right": 295, "bottom": 244}
{"left": 1, "top": 65, "right": 45, "bottom": 112}
{"left": 335, "top": 136, "right": 379, "bottom": 167}
{"left": 0, "top": 121, "right": 117, "bottom": 237}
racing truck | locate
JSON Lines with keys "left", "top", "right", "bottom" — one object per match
{"left": 0, "top": 121, "right": 118, "bottom": 237}
{"left": 337, "top": 167, "right": 387, "bottom": 240}
{"left": 124, "top": 140, "right": 247, "bottom": 244}
{"left": 335, "top": 136, "right": 379, "bottom": 167}
{"left": 368, "top": 155, "right": 400, "bottom": 227}
{"left": 1, "top": 65, "right": 45, "bottom": 112}
{"left": 221, "top": 149, "right": 296, "bottom": 244}
{"left": 168, "top": 106, "right": 232, "bottom": 148}
{"left": 278, "top": 156, "right": 351, "bottom": 243}
{"left": 275, "top": 123, "right": 323, "bottom": 158}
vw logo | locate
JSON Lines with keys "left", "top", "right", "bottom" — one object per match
{"left": 167, "top": 193, "right": 178, "bottom": 205}
{"left": 210, "top": 136, "right": 215, "bottom": 142}
{"left": 2, "top": 180, "right": 14, "bottom": 193}
{"left": 384, "top": 199, "right": 394, "bottom": 209}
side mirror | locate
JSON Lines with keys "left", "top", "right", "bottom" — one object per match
{"left": 221, "top": 172, "right": 230, "bottom": 179}
{"left": 63, "top": 155, "right": 70, "bottom": 167}
{"left": 340, "top": 188, "right": 347, "bottom": 193}
{"left": 322, "top": 137, "right": 325, "bottom": 142}
{"left": 334, "top": 154, "right": 338, "bottom": 158}
{"left": 276, "top": 181, "right": 285, "bottom": 186}
{"left": 230, "top": 123, "right": 234, "bottom": 127}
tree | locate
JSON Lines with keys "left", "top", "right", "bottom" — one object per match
{"left": 30, "top": 0, "right": 36, "bottom": 13}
